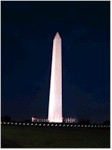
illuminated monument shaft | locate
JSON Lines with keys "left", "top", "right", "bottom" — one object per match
{"left": 48, "top": 32, "right": 62, "bottom": 123}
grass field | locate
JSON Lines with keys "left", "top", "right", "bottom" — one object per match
{"left": 1, "top": 125, "right": 110, "bottom": 148}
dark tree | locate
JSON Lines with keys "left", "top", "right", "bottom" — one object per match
{"left": 1, "top": 116, "right": 11, "bottom": 122}
{"left": 103, "top": 121, "right": 110, "bottom": 125}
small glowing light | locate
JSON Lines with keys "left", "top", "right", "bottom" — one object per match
{"left": 4, "top": 122, "right": 6, "bottom": 124}
{"left": 67, "top": 124, "right": 69, "bottom": 127}
{"left": 78, "top": 125, "right": 80, "bottom": 127}
{"left": 43, "top": 124, "right": 45, "bottom": 126}
{"left": 81, "top": 125, "right": 83, "bottom": 127}
{"left": 19, "top": 123, "right": 21, "bottom": 125}
{"left": 98, "top": 125, "right": 100, "bottom": 127}
{"left": 63, "top": 124, "right": 65, "bottom": 127}
{"left": 94, "top": 125, "right": 96, "bottom": 127}
{"left": 55, "top": 124, "right": 57, "bottom": 126}
{"left": 15, "top": 123, "right": 17, "bottom": 125}
{"left": 51, "top": 124, "right": 53, "bottom": 126}
{"left": 59, "top": 124, "right": 61, "bottom": 126}
{"left": 27, "top": 123, "right": 29, "bottom": 125}
{"left": 31, "top": 123, "right": 33, "bottom": 126}
{"left": 23, "top": 123, "right": 25, "bottom": 125}
{"left": 47, "top": 124, "right": 49, "bottom": 126}
{"left": 11, "top": 122, "right": 13, "bottom": 125}
{"left": 70, "top": 125, "right": 73, "bottom": 127}
{"left": 39, "top": 124, "right": 41, "bottom": 126}
{"left": 35, "top": 124, "right": 37, "bottom": 126}
{"left": 88, "top": 125, "right": 90, "bottom": 127}
{"left": 85, "top": 125, "right": 87, "bottom": 127}
{"left": 7, "top": 122, "right": 10, "bottom": 124}
{"left": 74, "top": 125, "right": 76, "bottom": 127}
{"left": 91, "top": 125, "right": 93, "bottom": 128}
{"left": 104, "top": 125, "right": 105, "bottom": 128}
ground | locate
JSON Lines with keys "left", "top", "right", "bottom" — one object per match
{"left": 1, "top": 125, "right": 110, "bottom": 148}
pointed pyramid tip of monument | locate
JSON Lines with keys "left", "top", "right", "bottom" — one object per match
{"left": 54, "top": 32, "right": 61, "bottom": 38}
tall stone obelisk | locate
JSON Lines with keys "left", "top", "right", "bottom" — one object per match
{"left": 48, "top": 32, "right": 62, "bottom": 123}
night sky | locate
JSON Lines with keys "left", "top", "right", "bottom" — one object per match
{"left": 1, "top": 1, "right": 110, "bottom": 123}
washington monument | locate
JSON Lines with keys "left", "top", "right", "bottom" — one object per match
{"left": 48, "top": 32, "right": 63, "bottom": 123}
